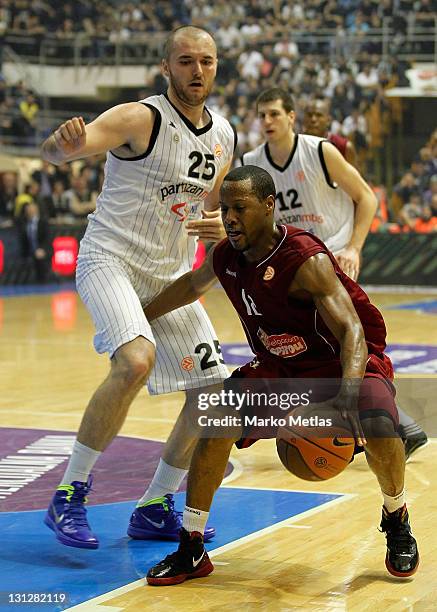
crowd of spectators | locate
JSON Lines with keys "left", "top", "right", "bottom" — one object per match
{"left": 1, "top": 0, "right": 433, "bottom": 151}
{"left": 0, "top": 155, "right": 104, "bottom": 229}
{"left": 0, "top": 78, "right": 40, "bottom": 146}
{"left": 0, "top": 0, "right": 435, "bottom": 64}
{"left": 391, "top": 129, "right": 437, "bottom": 232}
{"left": 1, "top": 0, "right": 435, "bottom": 44}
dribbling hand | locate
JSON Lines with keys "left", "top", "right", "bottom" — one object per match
{"left": 331, "top": 391, "right": 367, "bottom": 447}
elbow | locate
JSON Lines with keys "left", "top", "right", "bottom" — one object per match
{"left": 364, "top": 189, "right": 378, "bottom": 215}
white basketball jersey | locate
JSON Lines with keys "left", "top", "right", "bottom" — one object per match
{"left": 81, "top": 94, "right": 235, "bottom": 280}
{"left": 241, "top": 134, "right": 354, "bottom": 254}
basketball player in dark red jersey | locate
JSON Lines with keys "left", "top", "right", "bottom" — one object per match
{"left": 303, "top": 97, "right": 429, "bottom": 459}
{"left": 303, "top": 98, "right": 358, "bottom": 168}
{"left": 145, "top": 165, "right": 419, "bottom": 586}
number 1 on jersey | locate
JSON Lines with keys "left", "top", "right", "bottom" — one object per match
{"left": 241, "top": 289, "right": 262, "bottom": 316}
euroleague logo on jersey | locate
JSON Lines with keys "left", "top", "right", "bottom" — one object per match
{"left": 214, "top": 143, "right": 223, "bottom": 158}
{"left": 263, "top": 266, "right": 275, "bottom": 281}
{"left": 181, "top": 356, "right": 195, "bottom": 371}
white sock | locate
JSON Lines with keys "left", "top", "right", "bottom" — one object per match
{"left": 61, "top": 440, "right": 101, "bottom": 485}
{"left": 397, "top": 407, "right": 423, "bottom": 436}
{"left": 138, "top": 459, "right": 187, "bottom": 505}
{"left": 383, "top": 489, "right": 405, "bottom": 513}
{"left": 183, "top": 505, "right": 209, "bottom": 534}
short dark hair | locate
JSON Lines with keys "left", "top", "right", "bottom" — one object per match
{"left": 223, "top": 165, "right": 276, "bottom": 201}
{"left": 256, "top": 87, "right": 294, "bottom": 113}
{"left": 305, "top": 97, "right": 330, "bottom": 114}
{"left": 164, "top": 25, "right": 216, "bottom": 60}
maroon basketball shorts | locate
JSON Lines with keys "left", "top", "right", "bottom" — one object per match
{"left": 225, "top": 353, "right": 398, "bottom": 449}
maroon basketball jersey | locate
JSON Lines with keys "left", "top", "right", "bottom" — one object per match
{"left": 329, "top": 133, "right": 348, "bottom": 159}
{"left": 213, "top": 226, "right": 390, "bottom": 376}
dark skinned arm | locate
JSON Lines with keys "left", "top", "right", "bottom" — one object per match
{"left": 143, "top": 246, "right": 217, "bottom": 321}
{"left": 290, "top": 252, "right": 368, "bottom": 444}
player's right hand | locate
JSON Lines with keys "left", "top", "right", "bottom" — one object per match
{"left": 331, "top": 391, "right": 367, "bottom": 447}
{"left": 52, "top": 116, "right": 86, "bottom": 155}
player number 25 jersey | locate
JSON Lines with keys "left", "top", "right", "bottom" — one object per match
{"left": 81, "top": 94, "right": 235, "bottom": 281}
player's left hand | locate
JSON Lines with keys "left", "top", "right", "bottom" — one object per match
{"left": 335, "top": 246, "right": 360, "bottom": 281}
{"left": 186, "top": 210, "right": 226, "bottom": 242}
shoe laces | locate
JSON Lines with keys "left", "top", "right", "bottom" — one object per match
{"left": 380, "top": 507, "right": 413, "bottom": 552}
{"left": 63, "top": 483, "right": 92, "bottom": 526}
{"left": 164, "top": 494, "right": 176, "bottom": 511}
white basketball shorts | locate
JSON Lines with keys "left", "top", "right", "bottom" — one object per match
{"left": 76, "top": 245, "right": 229, "bottom": 394}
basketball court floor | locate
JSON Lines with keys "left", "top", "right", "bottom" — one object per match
{"left": 1, "top": 284, "right": 436, "bottom": 611}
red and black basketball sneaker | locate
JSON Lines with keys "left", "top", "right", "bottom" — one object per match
{"left": 146, "top": 528, "right": 214, "bottom": 586}
{"left": 380, "top": 505, "right": 419, "bottom": 577}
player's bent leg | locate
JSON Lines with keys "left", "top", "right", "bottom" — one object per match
{"left": 46, "top": 337, "right": 155, "bottom": 549}
{"left": 363, "top": 415, "right": 419, "bottom": 578}
{"left": 128, "top": 383, "right": 224, "bottom": 542}
{"left": 147, "top": 436, "right": 237, "bottom": 586}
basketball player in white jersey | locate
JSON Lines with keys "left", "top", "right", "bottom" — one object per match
{"left": 242, "top": 87, "right": 427, "bottom": 457}
{"left": 241, "top": 87, "right": 376, "bottom": 281}
{"left": 40, "top": 25, "right": 235, "bottom": 549}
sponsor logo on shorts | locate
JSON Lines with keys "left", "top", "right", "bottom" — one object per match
{"left": 226, "top": 268, "right": 237, "bottom": 277}
{"left": 263, "top": 266, "right": 275, "bottom": 281}
{"left": 181, "top": 356, "right": 195, "bottom": 371}
{"left": 257, "top": 328, "right": 307, "bottom": 359}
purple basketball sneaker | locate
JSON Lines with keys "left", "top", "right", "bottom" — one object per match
{"left": 44, "top": 475, "right": 98, "bottom": 549}
{"left": 127, "top": 494, "right": 215, "bottom": 542}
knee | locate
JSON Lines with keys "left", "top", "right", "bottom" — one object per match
{"left": 112, "top": 337, "right": 155, "bottom": 386}
{"left": 361, "top": 415, "right": 398, "bottom": 440}
{"left": 363, "top": 415, "right": 402, "bottom": 457}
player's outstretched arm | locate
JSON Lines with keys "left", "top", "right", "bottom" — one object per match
{"left": 40, "top": 103, "right": 154, "bottom": 165}
{"left": 143, "top": 247, "right": 218, "bottom": 321}
{"left": 290, "top": 252, "right": 368, "bottom": 444}
{"left": 321, "top": 141, "right": 377, "bottom": 280}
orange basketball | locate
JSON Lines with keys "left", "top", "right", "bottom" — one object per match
{"left": 276, "top": 408, "right": 355, "bottom": 481}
